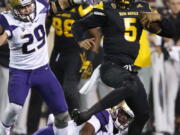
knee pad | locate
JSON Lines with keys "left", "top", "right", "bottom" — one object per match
{"left": 2, "top": 103, "right": 22, "bottom": 126}
{"left": 54, "top": 111, "right": 70, "bottom": 128}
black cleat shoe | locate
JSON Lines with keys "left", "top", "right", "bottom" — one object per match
{"left": 72, "top": 109, "right": 91, "bottom": 126}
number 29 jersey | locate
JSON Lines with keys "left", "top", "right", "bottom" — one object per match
{"left": 0, "top": 0, "right": 49, "bottom": 70}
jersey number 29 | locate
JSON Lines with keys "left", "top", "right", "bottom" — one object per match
{"left": 22, "top": 25, "right": 45, "bottom": 54}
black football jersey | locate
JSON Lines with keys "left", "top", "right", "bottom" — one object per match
{"left": 51, "top": 4, "right": 93, "bottom": 53}
{"left": 168, "top": 13, "right": 180, "bottom": 43}
{"left": 72, "top": 1, "right": 174, "bottom": 65}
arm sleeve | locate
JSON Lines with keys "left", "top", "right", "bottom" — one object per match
{"left": 157, "top": 18, "right": 176, "bottom": 38}
{"left": 87, "top": 116, "right": 101, "bottom": 133}
{"left": 72, "top": 9, "right": 106, "bottom": 42}
{"left": 172, "top": 16, "right": 180, "bottom": 42}
{"left": 0, "top": 14, "right": 12, "bottom": 38}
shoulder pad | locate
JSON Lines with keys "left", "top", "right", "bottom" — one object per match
{"left": 134, "top": 1, "right": 152, "bottom": 12}
{"left": 78, "top": 4, "right": 93, "bottom": 17}
{"left": 93, "top": 1, "right": 104, "bottom": 10}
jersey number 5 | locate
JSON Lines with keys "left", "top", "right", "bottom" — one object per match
{"left": 124, "top": 18, "right": 137, "bottom": 42}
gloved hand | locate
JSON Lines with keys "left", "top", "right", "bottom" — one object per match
{"left": 139, "top": 12, "right": 161, "bottom": 29}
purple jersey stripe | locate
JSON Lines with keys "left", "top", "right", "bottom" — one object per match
{"left": 33, "top": 125, "right": 54, "bottom": 135}
{"left": 37, "top": 0, "right": 50, "bottom": 14}
{"left": 0, "top": 14, "right": 10, "bottom": 29}
{"left": 95, "top": 110, "right": 110, "bottom": 132}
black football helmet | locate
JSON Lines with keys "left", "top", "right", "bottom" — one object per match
{"left": 115, "top": 0, "right": 135, "bottom": 9}
{"left": 9, "top": 0, "right": 36, "bottom": 22}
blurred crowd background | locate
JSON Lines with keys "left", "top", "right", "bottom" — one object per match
{"left": 0, "top": 0, "right": 180, "bottom": 135}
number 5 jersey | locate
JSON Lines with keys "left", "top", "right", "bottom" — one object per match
{"left": 72, "top": 1, "right": 174, "bottom": 65}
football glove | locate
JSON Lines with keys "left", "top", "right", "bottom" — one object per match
{"left": 139, "top": 12, "right": 161, "bottom": 29}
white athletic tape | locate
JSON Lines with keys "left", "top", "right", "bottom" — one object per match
{"left": 79, "top": 65, "right": 101, "bottom": 94}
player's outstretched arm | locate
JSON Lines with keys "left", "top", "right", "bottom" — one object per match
{"left": 0, "top": 25, "right": 8, "bottom": 46}
{"left": 139, "top": 12, "right": 175, "bottom": 38}
{"left": 139, "top": 12, "right": 161, "bottom": 29}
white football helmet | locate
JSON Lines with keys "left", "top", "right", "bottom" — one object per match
{"left": 110, "top": 100, "right": 134, "bottom": 130}
{"left": 9, "top": 0, "right": 36, "bottom": 22}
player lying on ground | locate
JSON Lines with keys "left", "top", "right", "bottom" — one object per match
{"left": 33, "top": 100, "right": 134, "bottom": 135}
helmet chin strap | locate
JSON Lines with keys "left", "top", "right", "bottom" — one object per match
{"left": 27, "top": 15, "right": 33, "bottom": 22}
{"left": 27, "top": 11, "right": 35, "bottom": 22}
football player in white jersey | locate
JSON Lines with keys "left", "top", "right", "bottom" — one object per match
{"left": 33, "top": 101, "right": 134, "bottom": 135}
{"left": 0, "top": 0, "right": 73, "bottom": 135}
